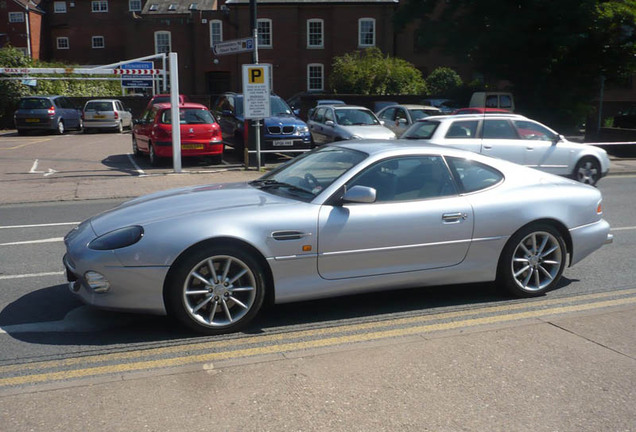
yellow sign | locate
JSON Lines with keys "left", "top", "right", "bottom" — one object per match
{"left": 247, "top": 67, "right": 265, "bottom": 84}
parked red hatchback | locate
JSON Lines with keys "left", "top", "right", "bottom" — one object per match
{"left": 132, "top": 102, "right": 223, "bottom": 166}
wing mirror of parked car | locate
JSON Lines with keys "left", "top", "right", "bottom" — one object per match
{"left": 552, "top": 134, "right": 565, "bottom": 145}
{"left": 325, "top": 120, "right": 335, "bottom": 126}
{"left": 342, "top": 185, "right": 377, "bottom": 204}
{"left": 398, "top": 118, "right": 408, "bottom": 124}
{"left": 293, "top": 108, "right": 301, "bottom": 116}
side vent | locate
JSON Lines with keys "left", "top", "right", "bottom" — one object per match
{"left": 271, "top": 231, "right": 309, "bottom": 241}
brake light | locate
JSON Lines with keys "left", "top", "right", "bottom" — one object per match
{"left": 47, "top": 106, "right": 55, "bottom": 117}
{"left": 597, "top": 201, "right": 603, "bottom": 214}
{"left": 114, "top": 111, "right": 119, "bottom": 120}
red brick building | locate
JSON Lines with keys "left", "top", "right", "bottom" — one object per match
{"left": 0, "top": 0, "right": 45, "bottom": 59}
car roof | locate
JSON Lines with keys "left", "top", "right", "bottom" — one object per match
{"left": 331, "top": 105, "right": 373, "bottom": 110}
{"left": 381, "top": 104, "right": 440, "bottom": 111}
{"left": 330, "top": 140, "right": 487, "bottom": 160}
{"left": 85, "top": 99, "right": 120, "bottom": 103}
{"left": 415, "top": 113, "right": 527, "bottom": 122}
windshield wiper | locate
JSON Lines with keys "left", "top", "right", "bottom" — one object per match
{"left": 249, "top": 179, "right": 313, "bottom": 195}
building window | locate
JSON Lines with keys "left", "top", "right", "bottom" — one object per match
{"left": 56, "top": 37, "right": 70, "bottom": 50}
{"left": 359, "top": 18, "right": 375, "bottom": 47}
{"left": 257, "top": 19, "right": 272, "bottom": 48}
{"left": 91, "top": 1, "right": 108, "bottom": 12}
{"left": 307, "top": 64, "right": 324, "bottom": 91}
{"left": 54, "top": 1, "right": 67, "bottom": 13}
{"left": 128, "top": 0, "right": 141, "bottom": 11}
{"left": 149, "top": 4, "right": 158, "bottom": 11}
{"left": 167, "top": 4, "right": 176, "bottom": 11}
{"left": 92, "top": 36, "right": 105, "bottom": 49}
{"left": 9, "top": 12, "right": 25, "bottom": 22}
{"left": 155, "top": 31, "right": 171, "bottom": 54}
{"left": 210, "top": 20, "right": 223, "bottom": 47}
{"left": 307, "top": 19, "right": 323, "bottom": 49}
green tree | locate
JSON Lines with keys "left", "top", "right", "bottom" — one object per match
{"left": 394, "top": 0, "right": 636, "bottom": 128}
{"left": 330, "top": 47, "right": 427, "bottom": 95}
{"left": 425, "top": 67, "right": 463, "bottom": 96}
{"left": 0, "top": 47, "right": 33, "bottom": 127}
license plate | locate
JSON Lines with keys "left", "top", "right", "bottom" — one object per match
{"left": 182, "top": 144, "right": 204, "bottom": 150}
{"left": 25, "top": 118, "right": 39, "bottom": 123}
{"left": 273, "top": 140, "right": 294, "bottom": 147}
{"left": 93, "top": 115, "right": 106, "bottom": 119}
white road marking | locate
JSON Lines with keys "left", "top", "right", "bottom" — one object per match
{"left": 611, "top": 226, "right": 636, "bottom": 231}
{"left": 127, "top": 153, "right": 146, "bottom": 176}
{"left": 0, "top": 237, "right": 64, "bottom": 246}
{"left": 0, "top": 222, "right": 79, "bottom": 230}
{"left": 29, "top": 159, "right": 40, "bottom": 173}
{"left": 0, "top": 271, "right": 64, "bottom": 280}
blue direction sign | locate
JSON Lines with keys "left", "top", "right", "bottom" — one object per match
{"left": 121, "top": 61, "right": 154, "bottom": 88}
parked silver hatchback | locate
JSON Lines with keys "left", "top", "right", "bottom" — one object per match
{"left": 82, "top": 99, "right": 133, "bottom": 133}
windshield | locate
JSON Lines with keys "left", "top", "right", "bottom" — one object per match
{"left": 160, "top": 108, "right": 215, "bottom": 124}
{"left": 334, "top": 108, "right": 379, "bottom": 126}
{"left": 18, "top": 98, "right": 52, "bottom": 109}
{"left": 252, "top": 146, "right": 367, "bottom": 201}
{"left": 401, "top": 120, "right": 440, "bottom": 139}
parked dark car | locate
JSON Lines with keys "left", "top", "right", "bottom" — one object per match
{"left": 14, "top": 95, "right": 83, "bottom": 135}
{"left": 212, "top": 92, "right": 312, "bottom": 153}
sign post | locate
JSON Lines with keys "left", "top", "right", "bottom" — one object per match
{"left": 242, "top": 64, "right": 271, "bottom": 170}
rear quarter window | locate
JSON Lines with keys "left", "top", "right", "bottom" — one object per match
{"left": 446, "top": 157, "right": 504, "bottom": 193}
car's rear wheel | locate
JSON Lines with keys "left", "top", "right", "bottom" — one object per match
{"left": 56, "top": 120, "right": 65, "bottom": 135}
{"left": 497, "top": 223, "right": 566, "bottom": 297}
{"left": 149, "top": 143, "right": 160, "bottom": 166}
{"left": 116, "top": 121, "right": 123, "bottom": 134}
{"left": 132, "top": 136, "right": 141, "bottom": 156}
{"left": 165, "top": 245, "right": 266, "bottom": 335}
{"left": 574, "top": 157, "right": 601, "bottom": 186}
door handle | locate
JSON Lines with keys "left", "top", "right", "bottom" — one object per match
{"left": 442, "top": 212, "right": 467, "bottom": 223}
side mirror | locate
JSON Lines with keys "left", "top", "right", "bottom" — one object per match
{"left": 325, "top": 120, "right": 335, "bottom": 127}
{"left": 342, "top": 185, "right": 376, "bottom": 204}
{"left": 552, "top": 134, "right": 564, "bottom": 145}
{"left": 398, "top": 118, "right": 408, "bottom": 124}
{"left": 293, "top": 108, "right": 300, "bottom": 116}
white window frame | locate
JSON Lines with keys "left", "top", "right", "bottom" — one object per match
{"left": 53, "top": 1, "right": 67, "bottom": 13}
{"left": 56, "top": 37, "right": 70, "bottom": 50}
{"left": 307, "top": 19, "right": 324, "bottom": 49}
{"left": 9, "top": 12, "right": 25, "bottom": 22}
{"left": 92, "top": 36, "right": 105, "bottom": 49}
{"left": 128, "top": 0, "right": 142, "bottom": 12}
{"left": 307, "top": 63, "right": 324, "bottom": 92}
{"left": 209, "top": 20, "right": 223, "bottom": 47}
{"left": 91, "top": 0, "right": 109, "bottom": 13}
{"left": 257, "top": 18, "right": 272, "bottom": 49}
{"left": 358, "top": 18, "right": 376, "bottom": 47}
{"left": 154, "top": 31, "right": 171, "bottom": 54}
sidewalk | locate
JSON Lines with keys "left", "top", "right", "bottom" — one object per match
{"left": 1, "top": 305, "right": 634, "bottom": 431}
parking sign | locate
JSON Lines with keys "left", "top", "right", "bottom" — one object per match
{"left": 242, "top": 64, "right": 271, "bottom": 119}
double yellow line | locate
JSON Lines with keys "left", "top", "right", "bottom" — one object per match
{"left": 2, "top": 289, "right": 635, "bottom": 388}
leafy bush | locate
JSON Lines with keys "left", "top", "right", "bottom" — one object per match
{"left": 425, "top": 67, "right": 463, "bottom": 96}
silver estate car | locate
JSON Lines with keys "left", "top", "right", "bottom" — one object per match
{"left": 64, "top": 142, "right": 612, "bottom": 335}
{"left": 400, "top": 113, "right": 611, "bottom": 186}
{"left": 376, "top": 104, "right": 442, "bottom": 136}
{"left": 308, "top": 105, "right": 396, "bottom": 145}
{"left": 82, "top": 99, "right": 133, "bottom": 133}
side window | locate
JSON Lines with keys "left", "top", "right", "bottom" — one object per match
{"left": 499, "top": 95, "right": 512, "bottom": 109}
{"left": 482, "top": 119, "right": 517, "bottom": 139}
{"left": 446, "top": 157, "right": 504, "bottom": 193}
{"left": 348, "top": 156, "right": 456, "bottom": 202}
{"left": 485, "top": 95, "right": 499, "bottom": 108}
{"left": 395, "top": 109, "right": 407, "bottom": 121}
{"left": 379, "top": 108, "right": 395, "bottom": 121}
{"left": 324, "top": 108, "right": 334, "bottom": 123}
{"left": 313, "top": 107, "right": 325, "bottom": 123}
{"left": 512, "top": 120, "right": 555, "bottom": 141}
{"left": 445, "top": 120, "right": 478, "bottom": 138}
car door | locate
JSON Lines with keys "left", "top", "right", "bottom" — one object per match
{"left": 60, "top": 97, "right": 80, "bottom": 128}
{"left": 317, "top": 156, "right": 473, "bottom": 280}
{"left": 511, "top": 119, "right": 570, "bottom": 175}
{"left": 440, "top": 119, "right": 481, "bottom": 153}
{"left": 214, "top": 95, "right": 240, "bottom": 147}
{"left": 134, "top": 108, "right": 154, "bottom": 152}
{"left": 479, "top": 119, "right": 525, "bottom": 164}
{"left": 377, "top": 107, "right": 399, "bottom": 134}
{"left": 308, "top": 107, "right": 330, "bottom": 145}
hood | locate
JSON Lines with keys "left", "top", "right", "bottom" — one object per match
{"left": 89, "top": 182, "right": 297, "bottom": 235}
{"left": 264, "top": 115, "right": 305, "bottom": 127}
{"left": 340, "top": 125, "right": 396, "bottom": 139}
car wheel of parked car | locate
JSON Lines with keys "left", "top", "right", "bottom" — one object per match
{"left": 574, "top": 157, "right": 601, "bottom": 186}
{"left": 56, "top": 120, "right": 65, "bottom": 135}
{"left": 164, "top": 244, "right": 267, "bottom": 335}
{"left": 149, "top": 144, "right": 159, "bottom": 166}
{"left": 77, "top": 118, "right": 83, "bottom": 132}
{"left": 131, "top": 136, "right": 141, "bottom": 156}
{"left": 497, "top": 223, "right": 566, "bottom": 298}
{"left": 116, "top": 121, "right": 123, "bottom": 134}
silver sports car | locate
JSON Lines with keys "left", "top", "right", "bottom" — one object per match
{"left": 63, "top": 142, "right": 613, "bottom": 334}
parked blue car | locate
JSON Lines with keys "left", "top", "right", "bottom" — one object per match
{"left": 212, "top": 92, "right": 313, "bottom": 153}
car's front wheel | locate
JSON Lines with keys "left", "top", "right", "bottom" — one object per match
{"left": 574, "top": 157, "right": 601, "bottom": 186}
{"left": 497, "top": 223, "right": 566, "bottom": 297}
{"left": 165, "top": 244, "right": 267, "bottom": 335}
{"left": 56, "top": 120, "right": 65, "bottom": 135}
{"left": 131, "top": 136, "right": 141, "bottom": 156}
{"left": 149, "top": 143, "right": 160, "bottom": 166}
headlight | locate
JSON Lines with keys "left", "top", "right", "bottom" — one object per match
{"left": 297, "top": 125, "right": 309, "bottom": 133}
{"left": 88, "top": 226, "right": 144, "bottom": 250}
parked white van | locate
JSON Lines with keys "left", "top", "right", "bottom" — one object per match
{"left": 469, "top": 92, "right": 515, "bottom": 112}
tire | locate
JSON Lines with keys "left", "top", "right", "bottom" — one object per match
{"left": 149, "top": 143, "right": 160, "bottom": 166}
{"left": 497, "top": 223, "right": 566, "bottom": 298}
{"left": 132, "top": 136, "right": 141, "bottom": 156}
{"left": 573, "top": 157, "right": 601, "bottom": 186}
{"left": 116, "top": 121, "right": 123, "bottom": 134}
{"left": 56, "top": 120, "right": 65, "bottom": 135}
{"left": 164, "top": 244, "right": 267, "bottom": 335}
{"left": 77, "top": 118, "right": 84, "bottom": 132}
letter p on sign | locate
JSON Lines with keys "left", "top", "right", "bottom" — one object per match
{"left": 248, "top": 67, "right": 264, "bottom": 84}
